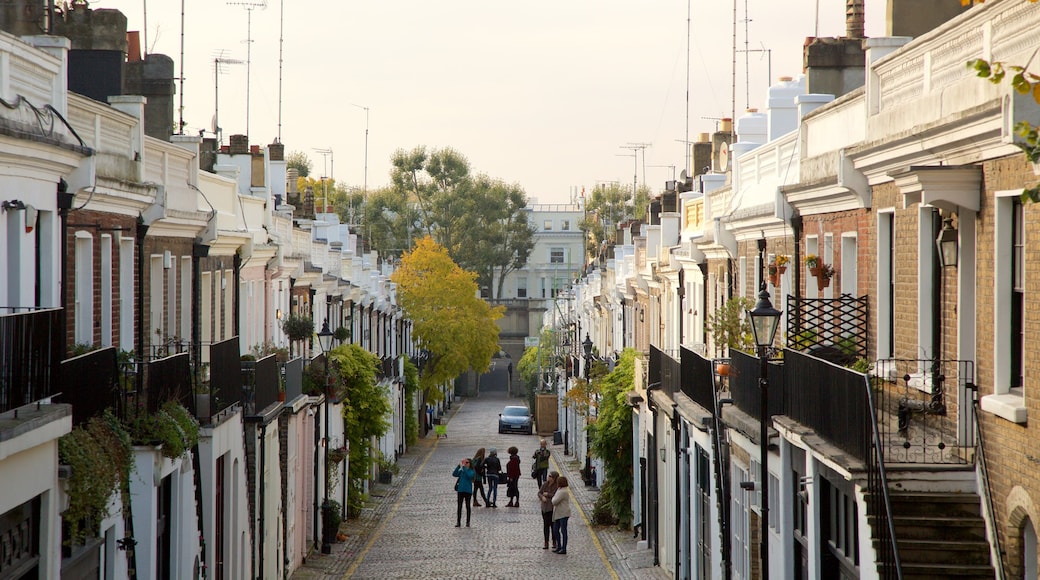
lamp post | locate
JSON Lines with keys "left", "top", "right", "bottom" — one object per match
{"left": 582, "top": 333, "right": 594, "bottom": 486}
{"left": 317, "top": 320, "right": 334, "bottom": 554}
{"left": 747, "top": 275, "right": 782, "bottom": 580}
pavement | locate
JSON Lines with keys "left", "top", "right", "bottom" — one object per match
{"left": 291, "top": 392, "right": 671, "bottom": 580}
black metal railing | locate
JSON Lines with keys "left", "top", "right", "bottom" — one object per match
{"left": 0, "top": 308, "right": 62, "bottom": 413}
{"left": 143, "top": 353, "right": 193, "bottom": 414}
{"left": 866, "top": 370, "right": 902, "bottom": 580}
{"left": 871, "top": 358, "right": 974, "bottom": 464}
{"left": 253, "top": 354, "right": 280, "bottom": 412}
{"left": 973, "top": 397, "right": 1005, "bottom": 580}
{"left": 680, "top": 346, "right": 715, "bottom": 412}
{"left": 729, "top": 350, "right": 783, "bottom": 421}
{"left": 649, "top": 346, "right": 680, "bottom": 398}
{"left": 58, "top": 347, "right": 124, "bottom": 426}
{"left": 782, "top": 350, "right": 871, "bottom": 462}
{"left": 207, "top": 337, "right": 243, "bottom": 422}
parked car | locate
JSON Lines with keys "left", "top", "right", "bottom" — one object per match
{"left": 498, "top": 405, "right": 533, "bottom": 435}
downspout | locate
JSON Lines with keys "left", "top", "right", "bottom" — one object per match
{"left": 258, "top": 423, "right": 266, "bottom": 579}
{"left": 677, "top": 270, "right": 684, "bottom": 345}
{"left": 672, "top": 403, "right": 681, "bottom": 577}
{"left": 313, "top": 404, "right": 320, "bottom": 554}
{"left": 135, "top": 218, "right": 149, "bottom": 372}
{"left": 233, "top": 251, "right": 242, "bottom": 337}
{"left": 192, "top": 242, "right": 208, "bottom": 376}
{"left": 57, "top": 179, "right": 71, "bottom": 356}
{"left": 931, "top": 209, "right": 943, "bottom": 408}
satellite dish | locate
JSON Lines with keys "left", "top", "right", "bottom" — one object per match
{"left": 679, "top": 169, "right": 688, "bottom": 182}
{"left": 210, "top": 114, "right": 217, "bottom": 134}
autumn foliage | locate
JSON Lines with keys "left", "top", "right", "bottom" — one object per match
{"left": 392, "top": 237, "right": 504, "bottom": 397}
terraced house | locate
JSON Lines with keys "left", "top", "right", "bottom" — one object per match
{"left": 0, "top": 4, "right": 418, "bottom": 578}
{"left": 552, "top": 0, "right": 1040, "bottom": 578}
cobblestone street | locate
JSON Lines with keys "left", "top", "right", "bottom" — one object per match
{"left": 292, "top": 392, "right": 669, "bottom": 580}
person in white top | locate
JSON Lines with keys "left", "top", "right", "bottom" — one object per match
{"left": 551, "top": 475, "right": 571, "bottom": 554}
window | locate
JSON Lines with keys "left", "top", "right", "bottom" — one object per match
{"left": 517, "top": 277, "right": 527, "bottom": 298}
{"left": 731, "top": 466, "right": 750, "bottom": 580}
{"left": 1012, "top": 198, "right": 1024, "bottom": 390}
{"left": 806, "top": 236, "right": 819, "bottom": 299}
{"left": 982, "top": 191, "right": 1027, "bottom": 423}
{"left": 543, "top": 219, "right": 553, "bottom": 230}
{"left": 550, "top": 248, "right": 565, "bottom": 264}
{"left": 877, "top": 212, "right": 895, "bottom": 358}
{"left": 120, "top": 239, "right": 135, "bottom": 352}
{"left": 101, "top": 235, "right": 112, "bottom": 347}
{"left": 74, "top": 232, "right": 94, "bottom": 345}
{"left": 561, "top": 220, "right": 570, "bottom": 231}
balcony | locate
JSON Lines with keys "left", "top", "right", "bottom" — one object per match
{"left": 0, "top": 308, "right": 62, "bottom": 413}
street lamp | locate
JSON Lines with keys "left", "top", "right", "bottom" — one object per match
{"left": 747, "top": 280, "right": 781, "bottom": 579}
{"left": 317, "top": 319, "right": 334, "bottom": 554}
{"left": 582, "top": 333, "right": 594, "bottom": 486}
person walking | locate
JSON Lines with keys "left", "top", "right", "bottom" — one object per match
{"left": 471, "top": 447, "right": 488, "bottom": 507}
{"left": 505, "top": 446, "right": 521, "bottom": 507}
{"left": 532, "top": 439, "right": 551, "bottom": 486}
{"left": 484, "top": 448, "right": 502, "bottom": 508}
{"left": 551, "top": 476, "right": 571, "bottom": 554}
{"left": 538, "top": 471, "right": 560, "bottom": 550}
{"left": 452, "top": 458, "right": 476, "bottom": 527}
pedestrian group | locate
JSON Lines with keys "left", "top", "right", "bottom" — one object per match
{"left": 451, "top": 439, "right": 570, "bottom": 554}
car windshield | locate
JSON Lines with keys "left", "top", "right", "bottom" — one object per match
{"left": 503, "top": 407, "right": 529, "bottom": 417}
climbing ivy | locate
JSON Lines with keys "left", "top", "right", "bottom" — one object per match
{"left": 589, "top": 348, "right": 637, "bottom": 529}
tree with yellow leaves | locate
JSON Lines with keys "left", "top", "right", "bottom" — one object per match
{"left": 392, "top": 237, "right": 504, "bottom": 398}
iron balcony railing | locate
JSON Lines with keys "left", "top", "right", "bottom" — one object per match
{"left": 0, "top": 308, "right": 62, "bottom": 413}
{"left": 679, "top": 346, "right": 715, "bottom": 413}
{"left": 649, "top": 346, "right": 681, "bottom": 398}
{"left": 729, "top": 349, "right": 784, "bottom": 421}
{"left": 58, "top": 347, "right": 124, "bottom": 426}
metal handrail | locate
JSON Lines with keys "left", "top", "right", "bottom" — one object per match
{"left": 865, "top": 373, "right": 902, "bottom": 579}
{"left": 973, "top": 397, "right": 1006, "bottom": 580}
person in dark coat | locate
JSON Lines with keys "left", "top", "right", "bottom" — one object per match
{"left": 532, "top": 439, "right": 551, "bottom": 486}
{"left": 484, "top": 448, "right": 502, "bottom": 507}
{"left": 505, "top": 446, "right": 521, "bottom": 507}
{"left": 471, "top": 447, "right": 488, "bottom": 506}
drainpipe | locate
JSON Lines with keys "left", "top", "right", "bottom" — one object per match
{"left": 672, "top": 403, "right": 681, "bottom": 576}
{"left": 135, "top": 218, "right": 149, "bottom": 372}
{"left": 57, "top": 179, "right": 71, "bottom": 356}
{"left": 313, "top": 402, "right": 320, "bottom": 553}
{"left": 791, "top": 215, "right": 804, "bottom": 337}
{"left": 258, "top": 423, "right": 266, "bottom": 579}
{"left": 192, "top": 242, "right": 208, "bottom": 375}
{"left": 233, "top": 251, "right": 241, "bottom": 337}
{"left": 931, "top": 209, "right": 943, "bottom": 410}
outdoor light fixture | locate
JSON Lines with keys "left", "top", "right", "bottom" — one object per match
{"left": 318, "top": 320, "right": 334, "bottom": 354}
{"left": 748, "top": 285, "right": 782, "bottom": 348}
{"left": 936, "top": 216, "right": 958, "bottom": 268}
{"left": 582, "top": 333, "right": 593, "bottom": 359}
{"left": 749, "top": 236, "right": 783, "bottom": 579}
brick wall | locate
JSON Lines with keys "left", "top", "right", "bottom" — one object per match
{"left": 973, "top": 153, "right": 1040, "bottom": 578}
{"left": 64, "top": 210, "right": 137, "bottom": 354}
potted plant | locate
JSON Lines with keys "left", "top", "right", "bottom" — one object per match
{"left": 282, "top": 314, "right": 314, "bottom": 343}
{"left": 377, "top": 452, "right": 398, "bottom": 484}
{"left": 768, "top": 256, "right": 789, "bottom": 286}
{"left": 334, "top": 326, "right": 349, "bottom": 344}
{"left": 814, "top": 263, "right": 836, "bottom": 291}
{"left": 705, "top": 296, "right": 755, "bottom": 375}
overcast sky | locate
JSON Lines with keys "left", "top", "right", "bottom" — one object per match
{"left": 97, "top": 0, "right": 886, "bottom": 204}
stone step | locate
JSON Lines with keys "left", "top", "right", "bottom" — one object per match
{"left": 877, "top": 538, "right": 993, "bottom": 566}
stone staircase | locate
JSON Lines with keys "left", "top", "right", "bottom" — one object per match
{"left": 870, "top": 491, "right": 996, "bottom": 579}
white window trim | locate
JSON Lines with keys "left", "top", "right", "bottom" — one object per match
{"left": 877, "top": 210, "right": 895, "bottom": 359}
{"left": 806, "top": 236, "right": 819, "bottom": 299}
{"left": 74, "top": 231, "right": 93, "bottom": 346}
{"left": 982, "top": 190, "right": 1027, "bottom": 423}
{"left": 101, "top": 235, "right": 113, "bottom": 347}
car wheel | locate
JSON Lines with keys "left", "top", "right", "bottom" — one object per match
{"left": 498, "top": 427, "right": 504, "bottom": 434}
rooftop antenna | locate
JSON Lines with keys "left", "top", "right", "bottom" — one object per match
{"left": 213, "top": 51, "right": 243, "bottom": 146}
{"left": 731, "top": 0, "right": 737, "bottom": 139}
{"left": 277, "top": 0, "right": 284, "bottom": 141}
{"left": 350, "top": 103, "right": 370, "bottom": 196}
{"left": 177, "top": 0, "right": 186, "bottom": 134}
{"left": 741, "top": 0, "right": 752, "bottom": 109}
{"left": 617, "top": 148, "right": 639, "bottom": 196}
{"left": 624, "top": 143, "right": 651, "bottom": 188}
{"left": 227, "top": 0, "right": 267, "bottom": 141}
{"left": 737, "top": 43, "right": 772, "bottom": 102}
{"left": 313, "top": 147, "right": 333, "bottom": 213}
{"left": 685, "top": 0, "right": 691, "bottom": 177}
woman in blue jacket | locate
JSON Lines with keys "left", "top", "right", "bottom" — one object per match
{"left": 452, "top": 458, "right": 476, "bottom": 527}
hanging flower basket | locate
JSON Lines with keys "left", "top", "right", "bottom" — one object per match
{"left": 810, "top": 263, "right": 835, "bottom": 291}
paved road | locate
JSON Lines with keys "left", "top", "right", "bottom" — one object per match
{"left": 293, "top": 391, "right": 668, "bottom": 580}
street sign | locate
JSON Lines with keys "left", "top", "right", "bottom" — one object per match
{"left": 524, "top": 337, "right": 539, "bottom": 347}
